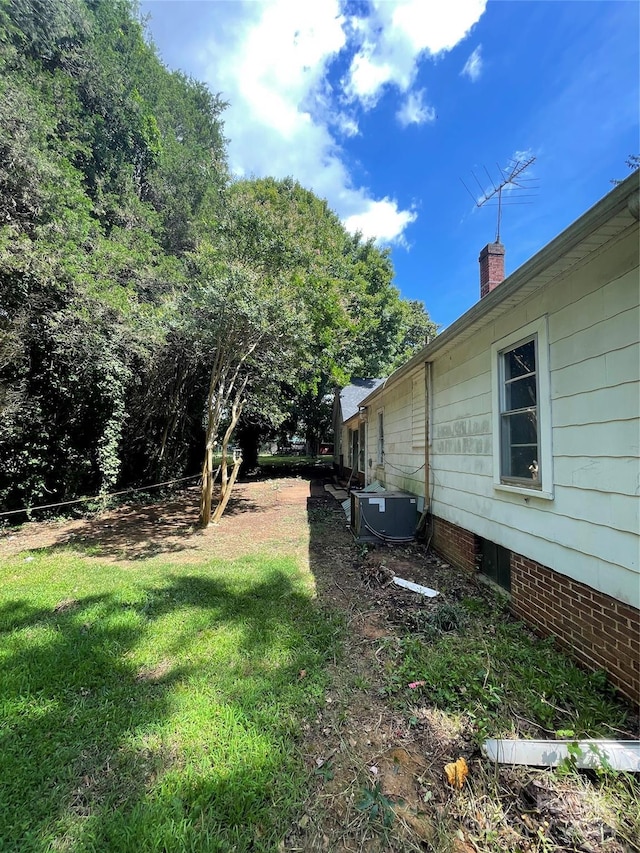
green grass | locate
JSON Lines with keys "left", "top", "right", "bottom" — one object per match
{"left": 380, "top": 595, "right": 629, "bottom": 742}
{"left": 0, "top": 548, "right": 341, "bottom": 852}
{"left": 256, "top": 455, "right": 334, "bottom": 472}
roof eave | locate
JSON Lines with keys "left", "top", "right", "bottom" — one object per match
{"left": 360, "top": 173, "right": 639, "bottom": 407}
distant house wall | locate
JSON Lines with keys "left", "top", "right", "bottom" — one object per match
{"left": 364, "top": 365, "right": 427, "bottom": 497}
{"left": 334, "top": 379, "right": 385, "bottom": 482}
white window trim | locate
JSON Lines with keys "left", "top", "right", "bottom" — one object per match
{"left": 377, "top": 408, "right": 385, "bottom": 466}
{"left": 491, "top": 315, "right": 554, "bottom": 500}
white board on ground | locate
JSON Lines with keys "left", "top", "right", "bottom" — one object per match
{"left": 482, "top": 739, "right": 640, "bottom": 772}
{"left": 392, "top": 577, "right": 439, "bottom": 598}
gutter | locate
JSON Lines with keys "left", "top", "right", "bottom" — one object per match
{"left": 359, "top": 172, "right": 639, "bottom": 408}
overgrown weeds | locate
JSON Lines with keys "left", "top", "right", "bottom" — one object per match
{"left": 380, "top": 594, "right": 628, "bottom": 741}
{"left": 370, "top": 588, "right": 638, "bottom": 852}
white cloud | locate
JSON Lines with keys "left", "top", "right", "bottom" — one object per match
{"left": 334, "top": 112, "right": 360, "bottom": 137}
{"left": 461, "top": 45, "right": 483, "bottom": 81}
{"left": 396, "top": 89, "right": 436, "bottom": 127}
{"left": 190, "top": 0, "right": 487, "bottom": 246}
{"left": 343, "top": 198, "right": 417, "bottom": 244}
{"left": 344, "top": 0, "right": 487, "bottom": 105}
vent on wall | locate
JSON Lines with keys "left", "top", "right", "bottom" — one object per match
{"left": 350, "top": 491, "right": 418, "bottom": 543}
{"left": 479, "top": 539, "right": 511, "bottom": 591}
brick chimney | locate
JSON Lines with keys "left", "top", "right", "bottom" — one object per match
{"left": 479, "top": 242, "right": 505, "bottom": 298}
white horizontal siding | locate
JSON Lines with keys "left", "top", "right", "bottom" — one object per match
{"left": 432, "top": 465, "right": 638, "bottom": 535}
{"left": 550, "top": 305, "right": 638, "bottom": 371}
{"left": 553, "top": 382, "right": 639, "bottom": 426}
{"left": 551, "top": 343, "right": 639, "bottom": 397}
{"left": 554, "top": 419, "right": 640, "bottom": 457}
{"left": 433, "top": 391, "right": 491, "bottom": 425}
{"left": 411, "top": 376, "right": 425, "bottom": 448}
{"left": 433, "top": 484, "right": 638, "bottom": 597}
{"left": 434, "top": 496, "right": 638, "bottom": 606}
{"left": 434, "top": 348, "right": 489, "bottom": 388}
{"left": 366, "top": 369, "right": 426, "bottom": 496}
{"left": 553, "top": 455, "right": 640, "bottom": 496}
{"left": 433, "top": 453, "right": 493, "bottom": 477}
{"left": 429, "top": 226, "right": 639, "bottom": 607}
{"left": 432, "top": 371, "right": 491, "bottom": 410}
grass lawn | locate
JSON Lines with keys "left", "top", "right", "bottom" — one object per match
{"left": 0, "top": 547, "right": 340, "bottom": 852}
{"left": 2, "top": 485, "right": 638, "bottom": 853}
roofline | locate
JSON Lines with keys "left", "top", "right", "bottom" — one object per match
{"left": 359, "top": 172, "right": 639, "bottom": 407}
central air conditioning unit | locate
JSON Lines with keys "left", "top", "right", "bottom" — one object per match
{"left": 350, "top": 491, "right": 419, "bottom": 543}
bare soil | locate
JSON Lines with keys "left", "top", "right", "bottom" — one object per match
{"left": 1, "top": 476, "right": 637, "bottom": 852}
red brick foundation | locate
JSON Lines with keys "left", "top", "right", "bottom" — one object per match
{"left": 432, "top": 516, "right": 479, "bottom": 573}
{"left": 511, "top": 554, "right": 639, "bottom": 706}
{"left": 431, "top": 516, "right": 640, "bottom": 706}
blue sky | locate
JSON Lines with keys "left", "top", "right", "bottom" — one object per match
{"left": 141, "top": 0, "right": 639, "bottom": 329}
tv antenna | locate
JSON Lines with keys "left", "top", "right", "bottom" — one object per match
{"left": 461, "top": 154, "right": 537, "bottom": 242}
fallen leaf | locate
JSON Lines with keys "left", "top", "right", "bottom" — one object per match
{"left": 444, "top": 756, "right": 469, "bottom": 789}
{"left": 452, "top": 837, "right": 475, "bottom": 853}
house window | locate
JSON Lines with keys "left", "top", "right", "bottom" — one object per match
{"left": 491, "top": 316, "right": 553, "bottom": 498}
{"left": 377, "top": 411, "right": 384, "bottom": 464}
{"left": 499, "top": 337, "right": 539, "bottom": 485}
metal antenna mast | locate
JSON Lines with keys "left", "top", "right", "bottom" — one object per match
{"left": 461, "top": 154, "right": 537, "bottom": 242}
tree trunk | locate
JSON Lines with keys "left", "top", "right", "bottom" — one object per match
{"left": 200, "top": 445, "right": 214, "bottom": 527}
{"left": 207, "top": 388, "right": 245, "bottom": 523}
{"left": 211, "top": 456, "right": 242, "bottom": 523}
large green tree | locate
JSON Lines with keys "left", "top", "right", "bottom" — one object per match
{"left": 0, "top": 1, "right": 437, "bottom": 523}
{"left": 227, "top": 178, "right": 437, "bottom": 462}
{"left": 0, "top": 0, "right": 227, "bottom": 512}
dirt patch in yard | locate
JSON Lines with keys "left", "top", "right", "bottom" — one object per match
{"left": 0, "top": 479, "right": 311, "bottom": 563}
{"left": 1, "top": 476, "right": 637, "bottom": 852}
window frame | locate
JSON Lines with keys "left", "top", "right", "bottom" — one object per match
{"left": 491, "top": 316, "right": 553, "bottom": 500}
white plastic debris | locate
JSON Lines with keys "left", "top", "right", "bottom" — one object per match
{"left": 482, "top": 738, "right": 640, "bottom": 772}
{"left": 392, "top": 576, "right": 439, "bottom": 598}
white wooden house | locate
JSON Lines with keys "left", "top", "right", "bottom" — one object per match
{"left": 358, "top": 174, "right": 640, "bottom": 704}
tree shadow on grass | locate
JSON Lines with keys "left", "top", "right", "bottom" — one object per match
{"left": 15, "top": 486, "right": 263, "bottom": 561}
{"left": 0, "top": 567, "right": 337, "bottom": 852}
